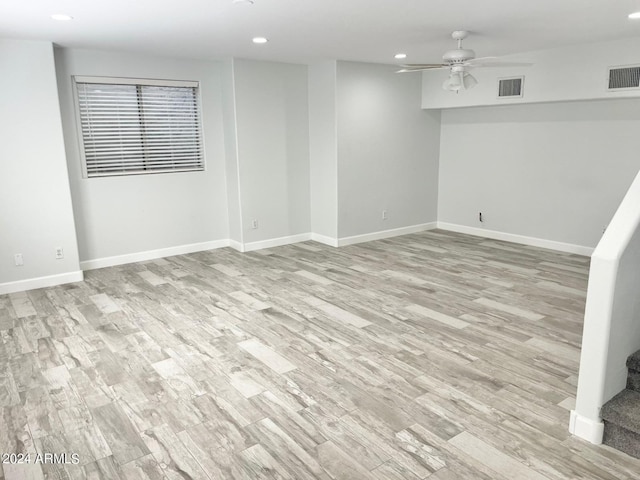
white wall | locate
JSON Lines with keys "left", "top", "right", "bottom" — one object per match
{"left": 309, "top": 61, "right": 338, "bottom": 240}
{"left": 233, "top": 59, "right": 310, "bottom": 245}
{"left": 54, "top": 48, "right": 229, "bottom": 264}
{"left": 422, "top": 37, "right": 640, "bottom": 109}
{"left": 571, "top": 168, "right": 640, "bottom": 444}
{"left": 0, "top": 40, "right": 81, "bottom": 293}
{"left": 438, "top": 99, "right": 640, "bottom": 251}
{"left": 336, "top": 61, "right": 440, "bottom": 239}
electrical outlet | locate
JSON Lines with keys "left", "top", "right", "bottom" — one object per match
{"left": 382, "top": 210, "right": 388, "bottom": 220}
{"left": 55, "top": 247, "right": 64, "bottom": 259}
{"left": 252, "top": 219, "right": 258, "bottom": 229}
{"left": 14, "top": 253, "right": 23, "bottom": 266}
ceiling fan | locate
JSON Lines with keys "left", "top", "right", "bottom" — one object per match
{"left": 398, "top": 31, "right": 531, "bottom": 92}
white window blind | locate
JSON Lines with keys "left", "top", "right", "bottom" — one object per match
{"left": 74, "top": 77, "right": 204, "bottom": 177}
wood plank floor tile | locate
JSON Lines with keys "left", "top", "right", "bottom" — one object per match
{"left": 315, "top": 440, "right": 371, "bottom": 480}
{"left": 238, "top": 443, "right": 295, "bottom": 479}
{"left": 448, "top": 430, "right": 550, "bottom": 480}
{"left": 89, "top": 294, "right": 121, "bottom": 315}
{"left": 473, "top": 297, "right": 546, "bottom": 321}
{"left": 176, "top": 421, "right": 252, "bottom": 479}
{"left": 405, "top": 304, "right": 471, "bottom": 329}
{"left": 118, "top": 454, "right": 165, "bottom": 480}
{"left": 246, "top": 417, "right": 330, "bottom": 480}
{"left": 91, "top": 402, "right": 150, "bottom": 465}
{"left": 238, "top": 339, "right": 297, "bottom": 374}
{"left": 141, "top": 423, "right": 211, "bottom": 480}
{"left": 304, "top": 297, "right": 372, "bottom": 329}
{"left": 9, "top": 292, "right": 37, "bottom": 319}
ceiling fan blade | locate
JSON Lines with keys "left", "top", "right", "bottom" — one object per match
{"left": 400, "top": 63, "right": 446, "bottom": 69}
{"left": 466, "top": 56, "right": 498, "bottom": 63}
{"left": 396, "top": 66, "right": 448, "bottom": 73}
{"left": 465, "top": 60, "right": 533, "bottom": 68}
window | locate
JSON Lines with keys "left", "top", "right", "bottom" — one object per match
{"left": 73, "top": 76, "right": 204, "bottom": 177}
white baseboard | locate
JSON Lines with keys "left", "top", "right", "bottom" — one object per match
{"left": 337, "top": 222, "right": 437, "bottom": 247}
{"left": 569, "top": 410, "right": 604, "bottom": 444}
{"left": 310, "top": 233, "right": 339, "bottom": 247}
{"left": 80, "top": 240, "right": 230, "bottom": 270}
{"left": 0, "top": 270, "right": 84, "bottom": 295}
{"left": 228, "top": 239, "right": 244, "bottom": 253}
{"left": 242, "top": 233, "right": 312, "bottom": 252}
{"left": 437, "top": 222, "right": 594, "bottom": 256}
{"left": 0, "top": 223, "right": 593, "bottom": 294}
{"left": 81, "top": 233, "right": 319, "bottom": 269}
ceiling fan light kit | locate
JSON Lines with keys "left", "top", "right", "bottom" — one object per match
{"left": 443, "top": 73, "right": 461, "bottom": 91}
{"left": 442, "top": 72, "right": 478, "bottom": 92}
{"left": 463, "top": 72, "right": 478, "bottom": 89}
{"left": 442, "top": 65, "right": 478, "bottom": 92}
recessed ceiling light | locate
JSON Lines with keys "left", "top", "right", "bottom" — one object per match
{"left": 395, "top": 53, "right": 407, "bottom": 60}
{"left": 233, "top": 0, "right": 255, "bottom": 4}
{"left": 252, "top": 37, "right": 268, "bottom": 44}
{"left": 51, "top": 14, "right": 73, "bottom": 21}
{"left": 629, "top": 11, "right": 640, "bottom": 19}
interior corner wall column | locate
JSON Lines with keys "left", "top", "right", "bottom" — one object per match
{"left": 308, "top": 61, "right": 441, "bottom": 247}
{"left": 221, "top": 58, "right": 244, "bottom": 250}
{"left": 0, "top": 39, "right": 82, "bottom": 294}
{"left": 309, "top": 61, "right": 339, "bottom": 244}
{"left": 225, "top": 58, "right": 311, "bottom": 252}
{"left": 335, "top": 61, "right": 440, "bottom": 240}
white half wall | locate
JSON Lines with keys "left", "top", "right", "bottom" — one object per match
{"left": 438, "top": 99, "right": 640, "bottom": 251}
{"left": 54, "top": 48, "right": 229, "bottom": 263}
{"left": 233, "top": 59, "right": 311, "bottom": 244}
{"left": 0, "top": 39, "right": 81, "bottom": 292}
{"left": 572, "top": 168, "right": 640, "bottom": 444}
{"left": 336, "top": 61, "right": 441, "bottom": 238}
{"left": 422, "top": 37, "right": 640, "bottom": 109}
{"left": 309, "top": 61, "right": 338, "bottom": 239}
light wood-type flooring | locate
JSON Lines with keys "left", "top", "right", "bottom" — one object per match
{"left": 1, "top": 230, "right": 639, "bottom": 479}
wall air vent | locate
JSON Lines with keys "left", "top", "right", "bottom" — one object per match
{"left": 608, "top": 65, "right": 640, "bottom": 90}
{"left": 498, "top": 76, "right": 524, "bottom": 98}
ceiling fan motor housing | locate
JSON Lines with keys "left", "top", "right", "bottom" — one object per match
{"left": 442, "top": 48, "right": 476, "bottom": 64}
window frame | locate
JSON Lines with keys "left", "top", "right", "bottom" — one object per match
{"left": 71, "top": 75, "right": 206, "bottom": 179}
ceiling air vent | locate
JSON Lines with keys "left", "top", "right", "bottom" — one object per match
{"left": 498, "top": 76, "right": 524, "bottom": 98}
{"left": 608, "top": 65, "right": 640, "bottom": 90}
